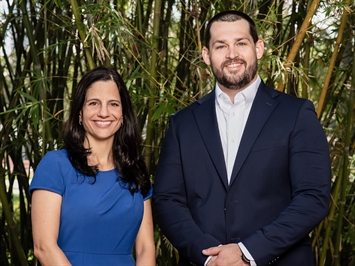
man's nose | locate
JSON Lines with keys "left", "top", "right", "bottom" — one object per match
{"left": 227, "top": 46, "right": 239, "bottom": 59}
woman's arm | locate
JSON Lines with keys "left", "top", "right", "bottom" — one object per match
{"left": 31, "top": 190, "right": 71, "bottom": 265}
{"left": 135, "top": 199, "right": 155, "bottom": 266}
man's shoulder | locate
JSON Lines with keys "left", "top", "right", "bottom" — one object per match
{"left": 172, "top": 90, "right": 214, "bottom": 118}
{"left": 259, "top": 82, "right": 309, "bottom": 106}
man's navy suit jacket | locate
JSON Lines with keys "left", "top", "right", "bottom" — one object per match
{"left": 153, "top": 82, "right": 331, "bottom": 266}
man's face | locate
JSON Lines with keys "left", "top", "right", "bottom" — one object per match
{"left": 202, "top": 19, "right": 264, "bottom": 93}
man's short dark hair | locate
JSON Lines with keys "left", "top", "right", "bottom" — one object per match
{"left": 204, "top": 10, "right": 259, "bottom": 49}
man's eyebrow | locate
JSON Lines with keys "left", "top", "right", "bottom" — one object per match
{"left": 232, "top": 37, "right": 253, "bottom": 43}
{"left": 212, "top": 37, "right": 251, "bottom": 46}
{"left": 212, "top": 39, "right": 227, "bottom": 46}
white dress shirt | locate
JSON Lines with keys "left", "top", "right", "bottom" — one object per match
{"left": 215, "top": 76, "right": 260, "bottom": 184}
{"left": 204, "top": 76, "right": 261, "bottom": 266}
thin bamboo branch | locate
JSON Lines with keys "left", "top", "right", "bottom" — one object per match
{"left": 193, "top": 0, "right": 203, "bottom": 99}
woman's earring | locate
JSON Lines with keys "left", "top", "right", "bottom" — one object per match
{"left": 79, "top": 116, "right": 82, "bottom": 125}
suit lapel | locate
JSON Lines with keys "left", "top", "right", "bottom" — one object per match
{"left": 193, "top": 92, "right": 228, "bottom": 189}
{"left": 229, "top": 84, "right": 279, "bottom": 185}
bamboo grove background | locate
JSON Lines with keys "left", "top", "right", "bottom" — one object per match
{"left": 0, "top": 0, "right": 354, "bottom": 265}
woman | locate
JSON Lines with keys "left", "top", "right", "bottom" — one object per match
{"left": 30, "top": 66, "right": 155, "bottom": 265}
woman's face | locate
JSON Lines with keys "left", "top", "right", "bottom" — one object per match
{"left": 80, "top": 80, "right": 123, "bottom": 146}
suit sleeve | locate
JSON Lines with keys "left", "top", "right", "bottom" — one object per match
{"left": 242, "top": 100, "right": 331, "bottom": 265}
{"left": 153, "top": 114, "right": 221, "bottom": 265}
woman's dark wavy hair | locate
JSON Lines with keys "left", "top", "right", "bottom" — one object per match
{"left": 204, "top": 10, "right": 259, "bottom": 49}
{"left": 62, "top": 66, "right": 150, "bottom": 197}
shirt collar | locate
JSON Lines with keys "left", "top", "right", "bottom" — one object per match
{"left": 215, "top": 75, "right": 261, "bottom": 105}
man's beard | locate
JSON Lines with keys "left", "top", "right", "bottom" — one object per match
{"left": 211, "top": 57, "right": 258, "bottom": 90}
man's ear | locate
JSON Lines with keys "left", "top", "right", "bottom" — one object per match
{"left": 202, "top": 47, "right": 211, "bottom": 66}
{"left": 255, "top": 39, "right": 265, "bottom": 60}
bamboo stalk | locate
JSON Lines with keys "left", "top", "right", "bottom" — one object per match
{"left": 315, "top": 0, "right": 350, "bottom": 118}
{"left": 0, "top": 178, "right": 28, "bottom": 266}
{"left": 318, "top": 163, "right": 342, "bottom": 265}
{"left": 70, "top": 0, "right": 95, "bottom": 69}
{"left": 144, "top": 0, "right": 162, "bottom": 171}
{"left": 276, "top": 0, "right": 320, "bottom": 92}
{"left": 332, "top": 26, "right": 355, "bottom": 266}
{"left": 301, "top": 0, "right": 312, "bottom": 101}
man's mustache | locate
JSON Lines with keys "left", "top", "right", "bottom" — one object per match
{"left": 222, "top": 58, "right": 247, "bottom": 68}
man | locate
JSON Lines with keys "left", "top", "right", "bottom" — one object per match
{"left": 153, "top": 10, "right": 331, "bottom": 266}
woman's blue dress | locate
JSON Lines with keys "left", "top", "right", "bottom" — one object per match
{"left": 30, "top": 149, "right": 152, "bottom": 265}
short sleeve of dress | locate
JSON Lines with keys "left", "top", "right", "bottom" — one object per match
{"left": 143, "top": 184, "right": 153, "bottom": 201}
{"left": 29, "top": 150, "right": 69, "bottom": 196}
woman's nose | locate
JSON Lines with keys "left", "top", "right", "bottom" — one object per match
{"left": 98, "top": 105, "right": 109, "bottom": 117}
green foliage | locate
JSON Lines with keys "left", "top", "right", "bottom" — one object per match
{"left": 0, "top": 0, "right": 354, "bottom": 265}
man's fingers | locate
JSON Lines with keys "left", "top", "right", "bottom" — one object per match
{"left": 202, "top": 246, "right": 222, "bottom": 256}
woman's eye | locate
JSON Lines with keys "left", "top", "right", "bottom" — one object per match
{"left": 88, "top": 101, "right": 98, "bottom": 106}
{"left": 110, "top": 102, "right": 120, "bottom": 107}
